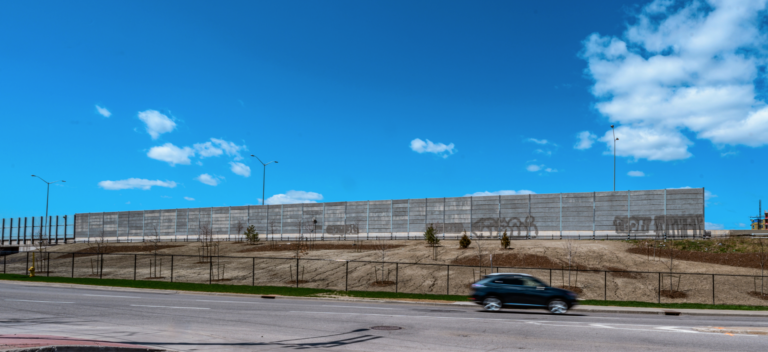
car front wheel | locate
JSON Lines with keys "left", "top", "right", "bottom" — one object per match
{"left": 548, "top": 299, "right": 568, "bottom": 314}
{"left": 483, "top": 297, "right": 502, "bottom": 312}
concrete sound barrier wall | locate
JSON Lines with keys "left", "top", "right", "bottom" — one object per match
{"left": 74, "top": 188, "right": 706, "bottom": 241}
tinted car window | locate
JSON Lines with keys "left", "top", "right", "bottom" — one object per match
{"left": 520, "top": 277, "right": 541, "bottom": 287}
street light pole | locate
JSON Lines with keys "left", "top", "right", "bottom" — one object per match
{"left": 612, "top": 125, "right": 615, "bottom": 192}
{"left": 31, "top": 175, "right": 65, "bottom": 239}
{"left": 251, "top": 155, "right": 278, "bottom": 205}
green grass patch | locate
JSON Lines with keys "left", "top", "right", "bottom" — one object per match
{"left": 580, "top": 299, "right": 768, "bottom": 311}
{"left": 3, "top": 274, "right": 766, "bottom": 311}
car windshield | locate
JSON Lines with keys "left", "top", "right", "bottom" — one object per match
{"left": 521, "top": 277, "right": 547, "bottom": 287}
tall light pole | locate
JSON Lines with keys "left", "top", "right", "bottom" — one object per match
{"left": 251, "top": 155, "right": 278, "bottom": 205}
{"left": 610, "top": 125, "right": 618, "bottom": 192}
{"left": 31, "top": 175, "right": 65, "bottom": 238}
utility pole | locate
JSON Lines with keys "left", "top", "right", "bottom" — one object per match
{"left": 32, "top": 175, "right": 65, "bottom": 239}
{"left": 251, "top": 155, "right": 278, "bottom": 205}
{"left": 611, "top": 125, "right": 618, "bottom": 192}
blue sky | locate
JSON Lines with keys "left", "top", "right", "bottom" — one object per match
{"left": 2, "top": 0, "right": 767, "bottom": 230}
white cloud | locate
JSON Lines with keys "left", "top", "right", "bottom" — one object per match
{"left": 534, "top": 149, "right": 552, "bottom": 156}
{"left": 465, "top": 190, "right": 536, "bottom": 197}
{"left": 705, "top": 222, "right": 724, "bottom": 230}
{"left": 527, "top": 165, "right": 542, "bottom": 172}
{"left": 193, "top": 138, "right": 246, "bottom": 160}
{"left": 575, "top": 131, "right": 597, "bottom": 150}
{"left": 147, "top": 143, "right": 195, "bottom": 166}
{"left": 628, "top": 170, "right": 645, "bottom": 177}
{"left": 582, "top": 0, "right": 768, "bottom": 161}
{"left": 410, "top": 138, "right": 455, "bottom": 158}
{"left": 184, "top": 196, "right": 195, "bottom": 201}
{"left": 95, "top": 105, "right": 111, "bottom": 117}
{"left": 526, "top": 138, "right": 551, "bottom": 145}
{"left": 544, "top": 168, "right": 557, "bottom": 173}
{"left": 670, "top": 186, "right": 716, "bottom": 203}
{"left": 138, "top": 110, "right": 176, "bottom": 139}
{"left": 230, "top": 162, "right": 251, "bottom": 177}
{"left": 195, "top": 174, "right": 221, "bottom": 186}
{"left": 265, "top": 190, "right": 323, "bottom": 205}
{"left": 98, "top": 178, "right": 177, "bottom": 191}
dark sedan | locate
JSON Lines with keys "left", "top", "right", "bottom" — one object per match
{"left": 469, "top": 273, "right": 578, "bottom": 314}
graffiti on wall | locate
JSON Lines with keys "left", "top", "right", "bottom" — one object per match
{"left": 613, "top": 215, "right": 709, "bottom": 238}
{"left": 429, "top": 223, "right": 465, "bottom": 234}
{"left": 326, "top": 224, "right": 360, "bottom": 235}
{"left": 471, "top": 216, "right": 539, "bottom": 238}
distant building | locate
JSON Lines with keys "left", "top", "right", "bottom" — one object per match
{"left": 752, "top": 211, "right": 768, "bottom": 230}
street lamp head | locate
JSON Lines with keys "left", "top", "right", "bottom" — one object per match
{"left": 274, "top": 161, "right": 279, "bottom": 164}
{"left": 31, "top": 175, "right": 35, "bottom": 177}
{"left": 251, "top": 154, "right": 255, "bottom": 157}
{"left": 62, "top": 180, "right": 66, "bottom": 183}
{"left": 616, "top": 138, "right": 619, "bottom": 141}
{"left": 611, "top": 125, "right": 614, "bottom": 128}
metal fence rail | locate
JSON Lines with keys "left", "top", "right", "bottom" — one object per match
{"left": 3, "top": 250, "right": 766, "bottom": 307}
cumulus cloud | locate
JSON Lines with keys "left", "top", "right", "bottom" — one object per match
{"left": 95, "top": 105, "right": 111, "bottom": 117}
{"left": 526, "top": 138, "right": 551, "bottom": 145}
{"left": 147, "top": 143, "right": 195, "bottom": 166}
{"left": 526, "top": 164, "right": 542, "bottom": 172}
{"left": 628, "top": 170, "right": 645, "bottom": 177}
{"left": 195, "top": 173, "right": 221, "bottom": 186}
{"left": 138, "top": 110, "right": 176, "bottom": 139}
{"left": 98, "top": 178, "right": 177, "bottom": 190}
{"left": 264, "top": 190, "right": 323, "bottom": 205}
{"left": 194, "top": 138, "right": 246, "bottom": 160}
{"left": 229, "top": 162, "right": 251, "bottom": 177}
{"left": 582, "top": 0, "right": 768, "bottom": 161}
{"left": 464, "top": 190, "right": 536, "bottom": 197}
{"left": 184, "top": 196, "right": 195, "bottom": 201}
{"left": 410, "top": 138, "right": 455, "bottom": 158}
{"left": 575, "top": 131, "right": 597, "bottom": 150}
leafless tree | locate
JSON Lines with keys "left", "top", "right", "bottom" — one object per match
{"left": 560, "top": 239, "right": 579, "bottom": 288}
{"left": 233, "top": 221, "right": 245, "bottom": 242}
{"left": 372, "top": 239, "right": 391, "bottom": 284}
{"left": 659, "top": 242, "right": 680, "bottom": 292}
{"left": 471, "top": 233, "right": 486, "bottom": 280}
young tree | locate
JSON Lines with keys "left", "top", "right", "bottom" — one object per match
{"left": 560, "top": 239, "right": 578, "bottom": 288}
{"left": 500, "top": 231, "right": 510, "bottom": 249}
{"left": 233, "top": 221, "right": 245, "bottom": 242}
{"left": 244, "top": 225, "right": 259, "bottom": 245}
{"left": 459, "top": 230, "right": 471, "bottom": 249}
{"left": 373, "top": 239, "right": 390, "bottom": 283}
{"left": 423, "top": 224, "right": 440, "bottom": 247}
{"left": 659, "top": 242, "right": 679, "bottom": 292}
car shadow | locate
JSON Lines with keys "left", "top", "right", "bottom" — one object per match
{"left": 476, "top": 310, "right": 586, "bottom": 317}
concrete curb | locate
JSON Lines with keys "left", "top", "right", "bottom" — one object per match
{"left": 0, "top": 346, "right": 165, "bottom": 352}
{"left": 692, "top": 327, "right": 768, "bottom": 335}
{"left": 4, "top": 279, "right": 768, "bottom": 318}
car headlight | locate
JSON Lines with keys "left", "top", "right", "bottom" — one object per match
{"left": 471, "top": 284, "right": 485, "bottom": 288}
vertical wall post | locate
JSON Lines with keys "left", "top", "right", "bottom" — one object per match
{"left": 527, "top": 194, "right": 531, "bottom": 239}
{"left": 55, "top": 216, "right": 59, "bottom": 244}
{"left": 64, "top": 216, "right": 68, "bottom": 244}
{"left": 48, "top": 216, "right": 52, "bottom": 240}
{"left": 16, "top": 218, "right": 20, "bottom": 245}
{"left": 593, "top": 192, "right": 596, "bottom": 240}
{"left": 280, "top": 205, "right": 283, "bottom": 240}
{"left": 141, "top": 211, "right": 145, "bottom": 242}
{"left": 664, "top": 189, "right": 667, "bottom": 241}
{"left": 366, "top": 201, "right": 369, "bottom": 240}
{"left": 627, "top": 191, "right": 631, "bottom": 241}
{"left": 443, "top": 197, "right": 446, "bottom": 240}
{"left": 24, "top": 217, "right": 28, "bottom": 244}
{"left": 407, "top": 199, "right": 410, "bottom": 240}
{"left": 559, "top": 194, "right": 562, "bottom": 240}
{"left": 469, "top": 197, "right": 472, "bottom": 236}
{"left": 343, "top": 202, "right": 347, "bottom": 240}
{"left": 1, "top": 219, "right": 4, "bottom": 246}
{"left": 228, "top": 206, "right": 231, "bottom": 241}
{"left": 322, "top": 204, "right": 325, "bottom": 240}
{"left": 497, "top": 195, "right": 501, "bottom": 239}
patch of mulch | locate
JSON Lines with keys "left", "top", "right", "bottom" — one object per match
{"left": 144, "top": 277, "right": 166, "bottom": 280}
{"left": 452, "top": 252, "right": 578, "bottom": 270}
{"left": 748, "top": 291, "right": 768, "bottom": 301}
{"left": 558, "top": 285, "right": 583, "bottom": 294}
{"left": 240, "top": 243, "right": 405, "bottom": 253}
{"left": 370, "top": 281, "right": 395, "bottom": 287}
{"left": 606, "top": 266, "right": 644, "bottom": 279}
{"left": 284, "top": 280, "right": 310, "bottom": 284}
{"left": 660, "top": 289, "right": 688, "bottom": 299}
{"left": 627, "top": 247, "right": 767, "bottom": 270}
{"left": 56, "top": 244, "right": 183, "bottom": 259}
{"left": 211, "top": 279, "right": 232, "bottom": 282}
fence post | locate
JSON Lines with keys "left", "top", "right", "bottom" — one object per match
{"left": 549, "top": 269, "right": 552, "bottom": 286}
{"left": 55, "top": 216, "right": 59, "bottom": 244}
{"left": 604, "top": 271, "right": 607, "bottom": 300}
{"left": 252, "top": 257, "right": 255, "bottom": 286}
{"left": 2, "top": 218, "right": 5, "bottom": 245}
{"left": 712, "top": 274, "right": 715, "bottom": 305}
{"left": 296, "top": 256, "right": 299, "bottom": 288}
{"left": 209, "top": 256, "right": 213, "bottom": 284}
{"left": 447, "top": 265, "right": 450, "bottom": 295}
{"left": 170, "top": 255, "right": 174, "bottom": 283}
{"left": 63, "top": 216, "right": 68, "bottom": 244}
{"left": 345, "top": 261, "right": 349, "bottom": 291}
{"left": 71, "top": 253, "right": 75, "bottom": 278}
{"left": 133, "top": 254, "right": 137, "bottom": 280}
{"left": 99, "top": 254, "right": 104, "bottom": 279}
{"left": 395, "top": 263, "right": 398, "bottom": 293}
{"left": 26, "top": 252, "right": 29, "bottom": 275}
{"left": 658, "top": 272, "right": 661, "bottom": 303}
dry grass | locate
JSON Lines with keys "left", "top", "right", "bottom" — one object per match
{"left": 239, "top": 243, "right": 405, "bottom": 253}
{"left": 559, "top": 285, "right": 583, "bottom": 294}
{"left": 748, "top": 291, "right": 768, "bottom": 301}
{"left": 627, "top": 246, "right": 766, "bottom": 270}
{"left": 56, "top": 244, "right": 183, "bottom": 258}
{"left": 660, "top": 289, "right": 688, "bottom": 299}
{"left": 451, "top": 252, "right": 565, "bottom": 269}
{"left": 606, "top": 266, "right": 644, "bottom": 279}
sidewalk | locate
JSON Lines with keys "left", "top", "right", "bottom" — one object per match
{"left": 0, "top": 334, "right": 165, "bottom": 351}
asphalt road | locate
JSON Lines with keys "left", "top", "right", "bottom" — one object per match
{"left": 0, "top": 282, "right": 766, "bottom": 351}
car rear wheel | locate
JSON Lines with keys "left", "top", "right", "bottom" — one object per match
{"left": 483, "top": 297, "right": 502, "bottom": 312}
{"left": 548, "top": 299, "right": 568, "bottom": 314}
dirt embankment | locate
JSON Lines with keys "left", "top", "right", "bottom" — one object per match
{"left": 239, "top": 243, "right": 405, "bottom": 253}
{"left": 626, "top": 247, "right": 767, "bottom": 270}
{"left": 55, "top": 244, "right": 183, "bottom": 258}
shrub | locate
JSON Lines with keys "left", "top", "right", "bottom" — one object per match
{"left": 459, "top": 231, "right": 471, "bottom": 249}
{"left": 244, "top": 225, "right": 259, "bottom": 244}
{"left": 424, "top": 224, "right": 440, "bottom": 247}
{"left": 500, "top": 231, "right": 510, "bottom": 249}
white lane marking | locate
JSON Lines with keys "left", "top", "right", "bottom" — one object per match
{"left": 289, "top": 311, "right": 735, "bottom": 336}
{"left": 131, "top": 305, "right": 209, "bottom": 310}
{"left": 84, "top": 294, "right": 140, "bottom": 299}
{"left": 196, "top": 300, "right": 262, "bottom": 304}
{"left": 6, "top": 299, "right": 74, "bottom": 304}
{"left": 321, "top": 305, "right": 394, "bottom": 310}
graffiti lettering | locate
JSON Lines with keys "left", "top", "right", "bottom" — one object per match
{"left": 471, "top": 216, "right": 538, "bottom": 238}
{"left": 613, "top": 215, "right": 709, "bottom": 238}
{"left": 325, "top": 224, "right": 359, "bottom": 235}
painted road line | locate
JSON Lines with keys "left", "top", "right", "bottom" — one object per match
{"left": 6, "top": 299, "right": 74, "bottom": 304}
{"left": 195, "top": 300, "right": 263, "bottom": 304}
{"left": 321, "top": 305, "right": 394, "bottom": 310}
{"left": 131, "top": 305, "right": 209, "bottom": 310}
{"left": 84, "top": 294, "right": 141, "bottom": 299}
